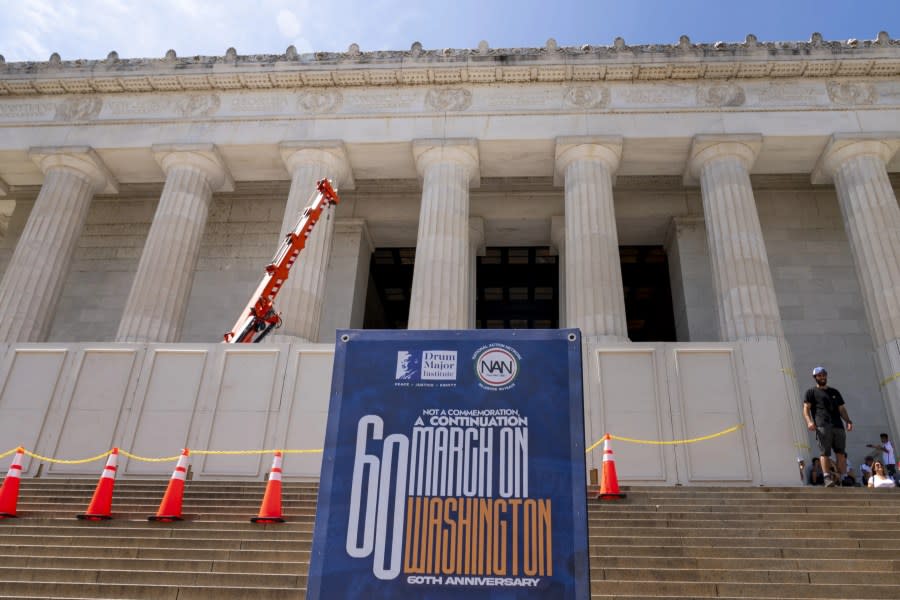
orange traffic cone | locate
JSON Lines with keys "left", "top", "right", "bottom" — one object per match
{"left": 148, "top": 448, "right": 189, "bottom": 522}
{"left": 251, "top": 451, "right": 285, "bottom": 523}
{"left": 0, "top": 447, "right": 25, "bottom": 518}
{"left": 77, "top": 448, "right": 119, "bottom": 520}
{"left": 597, "top": 435, "right": 626, "bottom": 501}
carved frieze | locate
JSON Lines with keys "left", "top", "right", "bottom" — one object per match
{"left": 0, "top": 102, "right": 53, "bottom": 119}
{"left": 826, "top": 81, "right": 877, "bottom": 106}
{"left": 697, "top": 83, "right": 746, "bottom": 107}
{"left": 296, "top": 89, "right": 342, "bottom": 114}
{"left": 345, "top": 90, "right": 418, "bottom": 110}
{"left": 176, "top": 94, "right": 221, "bottom": 117}
{"left": 563, "top": 85, "right": 610, "bottom": 109}
{"left": 55, "top": 96, "right": 103, "bottom": 121}
{"left": 425, "top": 88, "right": 472, "bottom": 111}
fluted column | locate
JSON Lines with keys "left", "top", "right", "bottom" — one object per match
{"left": 116, "top": 144, "right": 232, "bottom": 342}
{"left": 408, "top": 139, "right": 479, "bottom": 329}
{"left": 267, "top": 142, "right": 353, "bottom": 343}
{"left": 0, "top": 147, "right": 117, "bottom": 342}
{"left": 688, "top": 135, "right": 809, "bottom": 471}
{"left": 555, "top": 136, "right": 628, "bottom": 341}
{"left": 686, "top": 135, "right": 783, "bottom": 341}
{"left": 813, "top": 134, "right": 900, "bottom": 347}
{"left": 813, "top": 134, "right": 900, "bottom": 437}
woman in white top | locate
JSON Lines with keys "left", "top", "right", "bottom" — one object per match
{"left": 867, "top": 461, "right": 896, "bottom": 488}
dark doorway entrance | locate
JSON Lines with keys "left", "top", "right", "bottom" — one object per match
{"left": 476, "top": 247, "right": 559, "bottom": 329}
{"left": 620, "top": 246, "right": 676, "bottom": 342}
{"left": 363, "top": 245, "right": 677, "bottom": 340}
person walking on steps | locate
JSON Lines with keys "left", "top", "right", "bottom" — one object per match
{"left": 803, "top": 366, "right": 854, "bottom": 487}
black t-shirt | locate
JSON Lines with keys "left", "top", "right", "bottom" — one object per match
{"left": 804, "top": 386, "right": 845, "bottom": 429}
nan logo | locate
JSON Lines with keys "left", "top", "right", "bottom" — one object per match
{"left": 395, "top": 350, "right": 457, "bottom": 381}
{"left": 474, "top": 345, "right": 520, "bottom": 390}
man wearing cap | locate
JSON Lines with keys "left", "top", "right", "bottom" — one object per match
{"left": 803, "top": 366, "right": 853, "bottom": 487}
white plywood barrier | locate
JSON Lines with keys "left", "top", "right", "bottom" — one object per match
{"left": 278, "top": 348, "right": 334, "bottom": 478}
{"left": 595, "top": 347, "right": 671, "bottom": 482}
{"left": 0, "top": 339, "right": 801, "bottom": 484}
{"left": 196, "top": 346, "right": 288, "bottom": 478}
{"left": 46, "top": 348, "right": 142, "bottom": 476}
{"left": 672, "top": 348, "right": 753, "bottom": 482}
{"left": 0, "top": 348, "right": 69, "bottom": 476}
{"left": 120, "top": 347, "right": 209, "bottom": 476}
{"left": 585, "top": 339, "right": 800, "bottom": 486}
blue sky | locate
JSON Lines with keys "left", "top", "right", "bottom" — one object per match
{"left": 0, "top": 0, "right": 897, "bottom": 62}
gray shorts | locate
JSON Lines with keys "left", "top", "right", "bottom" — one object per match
{"left": 816, "top": 426, "right": 846, "bottom": 457}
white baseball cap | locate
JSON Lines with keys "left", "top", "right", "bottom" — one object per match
{"left": 812, "top": 366, "right": 827, "bottom": 376}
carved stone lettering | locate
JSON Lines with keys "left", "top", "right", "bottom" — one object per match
{"left": 622, "top": 87, "right": 680, "bottom": 104}
{"left": 485, "top": 89, "right": 558, "bottom": 108}
{"left": 297, "top": 89, "right": 342, "bottom": 114}
{"left": 228, "top": 94, "right": 285, "bottom": 113}
{"left": 344, "top": 90, "right": 417, "bottom": 110}
{"left": 425, "top": 88, "right": 472, "bottom": 111}
{"left": 0, "top": 102, "right": 53, "bottom": 118}
{"left": 55, "top": 96, "right": 103, "bottom": 121}
{"left": 756, "top": 83, "right": 819, "bottom": 102}
{"left": 107, "top": 97, "right": 173, "bottom": 115}
{"left": 826, "top": 81, "right": 877, "bottom": 106}
{"left": 563, "top": 85, "right": 610, "bottom": 109}
{"left": 697, "top": 83, "right": 746, "bottom": 107}
{"left": 175, "top": 93, "right": 221, "bottom": 117}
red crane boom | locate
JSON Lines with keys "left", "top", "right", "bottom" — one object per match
{"left": 224, "top": 178, "right": 340, "bottom": 343}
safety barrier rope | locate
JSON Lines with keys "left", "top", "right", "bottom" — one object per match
{"left": 880, "top": 372, "right": 900, "bottom": 387}
{"left": 585, "top": 423, "right": 744, "bottom": 455}
{"left": 3, "top": 447, "right": 324, "bottom": 464}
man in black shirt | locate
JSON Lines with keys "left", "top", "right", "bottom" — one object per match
{"left": 803, "top": 366, "right": 854, "bottom": 487}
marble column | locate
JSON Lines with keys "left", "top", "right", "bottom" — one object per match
{"left": 812, "top": 133, "right": 900, "bottom": 434}
{"left": 0, "top": 147, "right": 117, "bottom": 342}
{"left": 319, "top": 219, "right": 372, "bottom": 340}
{"left": 408, "top": 139, "right": 480, "bottom": 330}
{"left": 686, "top": 135, "right": 782, "bottom": 341}
{"left": 687, "top": 135, "right": 807, "bottom": 469}
{"left": 555, "top": 136, "right": 628, "bottom": 341}
{"left": 116, "top": 144, "right": 232, "bottom": 342}
{"left": 267, "top": 141, "right": 353, "bottom": 343}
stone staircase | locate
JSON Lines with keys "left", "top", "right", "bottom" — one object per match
{"left": 591, "top": 486, "right": 900, "bottom": 599}
{"left": 2, "top": 481, "right": 900, "bottom": 598}
{"left": 0, "top": 479, "right": 315, "bottom": 599}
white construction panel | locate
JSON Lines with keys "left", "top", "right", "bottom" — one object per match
{"left": 280, "top": 348, "right": 334, "bottom": 477}
{"left": 674, "top": 349, "right": 752, "bottom": 482}
{"left": 0, "top": 348, "right": 68, "bottom": 475}
{"left": 199, "top": 348, "right": 281, "bottom": 477}
{"left": 122, "top": 349, "right": 208, "bottom": 475}
{"left": 48, "top": 349, "right": 139, "bottom": 475}
{"left": 595, "top": 347, "right": 669, "bottom": 481}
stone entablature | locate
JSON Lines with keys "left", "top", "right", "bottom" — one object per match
{"left": 1, "top": 34, "right": 899, "bottom": 97}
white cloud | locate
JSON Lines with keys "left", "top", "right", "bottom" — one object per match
{"left": 276, "top": 9, "right": 302, "bottom": 39}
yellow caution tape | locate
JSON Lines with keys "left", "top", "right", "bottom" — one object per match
{"left": 22, "top": 449, "right": 111, "bottom": 464}
{"left": 118, "top": 449, "right": 183, "bottom": 463}
{"left": 880, "top": 372, "right": 900, "bottom": 387}
{"left": 585, "top": 424, "right": 744, "bottom": 454}
{"left": 2, "top": 447, "right": 325, "bottom": 464}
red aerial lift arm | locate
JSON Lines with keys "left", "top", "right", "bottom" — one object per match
{"left": 223, "top": 179, "right": 340, "bottom": 343}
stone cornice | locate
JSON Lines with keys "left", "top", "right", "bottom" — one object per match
{"left": 1, "top": 35, "right": 899, "bottom": 97}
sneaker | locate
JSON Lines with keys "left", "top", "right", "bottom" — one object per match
{"left": 824, "top": 475, "right": 837, "bottom": 487}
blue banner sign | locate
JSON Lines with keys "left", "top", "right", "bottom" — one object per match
{"left": 308, "top": 329, "right": 589, "bottom": 599}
